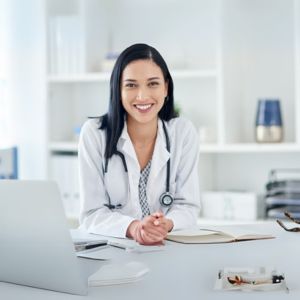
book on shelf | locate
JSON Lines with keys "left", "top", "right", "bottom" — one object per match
{"left": 166, "top": 226, "right": 274, "bottom": 244}
{"left": 48, "top": 15, "right": 85, "bottom": 74}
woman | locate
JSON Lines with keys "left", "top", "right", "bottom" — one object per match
{"left": 79, "top": 43, "right": 200, "bottom": 245}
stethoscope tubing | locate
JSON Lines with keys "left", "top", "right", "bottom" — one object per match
{"left": 104, "top": 120, "right": 173, "bottom": 209}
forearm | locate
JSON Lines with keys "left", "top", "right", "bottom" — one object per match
{"left": 80, "top": 209, "right": 135, "bottom": 238}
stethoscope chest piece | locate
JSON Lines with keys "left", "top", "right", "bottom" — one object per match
{"left": 159, "top": 192, "right": 174, "bottom": 207}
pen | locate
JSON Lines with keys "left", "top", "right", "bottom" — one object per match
{"left": 107, "top": 241, "right": 133, "bottom": 250}
{"left": 75, "top": 241, "right": 108, "bottom": 252}
{"left": 85, "top": 241, "right": 108, "bottom": 250}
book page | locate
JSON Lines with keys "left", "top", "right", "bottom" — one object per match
{"left": 167, "top": 228, "right": 234, "bottom": 244}
{"left": 167, "top": 226, "right": 274, "bottom": 244}
{"left": 199, "top": 226, "right": 274, "bottom": 240}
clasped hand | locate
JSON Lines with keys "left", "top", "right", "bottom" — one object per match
{"left": 126, "top": 212, "right": 174, "bottom": 245}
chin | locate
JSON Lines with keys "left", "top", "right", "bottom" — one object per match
{"left": 131, "top": 114, "right": 158, "bottom": 125}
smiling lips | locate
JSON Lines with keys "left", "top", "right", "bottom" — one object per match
{"left": 134, "top": 103, "right": 153, "bottom": 113}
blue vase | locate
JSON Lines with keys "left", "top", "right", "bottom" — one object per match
{"left": 255, "top": 99, "right": 283, "bottom": 143}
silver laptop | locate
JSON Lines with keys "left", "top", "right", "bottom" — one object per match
{"left": 0, "top": 180, "right": 88, "bottom": 295}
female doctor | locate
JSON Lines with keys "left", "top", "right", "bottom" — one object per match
{"left": 79, "top": 43, "right": 200, "bottom": 245}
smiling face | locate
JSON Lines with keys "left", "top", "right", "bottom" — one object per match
{"left": 121, "top": 59, "right": 168, "bottom": 126}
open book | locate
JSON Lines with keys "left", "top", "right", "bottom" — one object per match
{"left": 166, "top": 226, "right": 274, "bottom": 244}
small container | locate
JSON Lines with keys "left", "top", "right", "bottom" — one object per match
{"left": 73, "top": 126, "right": 81, "bottom": 141}
{"left": 255, "top": 99, "right": 283, "bottom": 143}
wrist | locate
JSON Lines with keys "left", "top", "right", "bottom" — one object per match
{"left": 126, "top": 220, "right": 140, "bottom": 239}
{"left": 166, "top": 219, "right": 174, "bottom": 232}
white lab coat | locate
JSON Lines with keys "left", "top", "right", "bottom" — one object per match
{"left": 78, "top": 117, "right": 200, "bottom": 238}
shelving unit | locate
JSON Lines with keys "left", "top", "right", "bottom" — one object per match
{"left": 45, "top": 0, "right": 300, "bottom": 222}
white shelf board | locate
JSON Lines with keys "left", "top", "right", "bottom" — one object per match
{"left": 47, "top": 69, "right": 217, "bottom": 83}
{"left": 171, "top": 69, "right": 217, "bottom": 79}
{"left": 49, "top": 142, "right": 78, "bottom": 152}
{"left": 199, "top": 143, "right": 300, "bottom": 153}
{"left": 50, "top": 141, "right": 300, "bottom": 154}
{"left": 48, "top": 72, "right": 111, "bottom": 83}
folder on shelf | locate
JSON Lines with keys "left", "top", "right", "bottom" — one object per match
{"left": 0, "top": 147, "right": 18, "bottom": 179}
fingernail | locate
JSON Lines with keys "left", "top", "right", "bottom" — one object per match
{"left": 154, "top": 220, "right": 160, "bottom": 225}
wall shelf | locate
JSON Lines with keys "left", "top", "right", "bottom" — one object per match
{"left": 47, "top": 69, "right": 218, "bottom": 83}
{"left": 49, "top": 141, "right": 300, "bottom": 155}
{"left": 48, "top": 72, "right": 111, "bottom": 83}
{"left": 199, "top": 143, "right": 300, "bottom": 154}
{"left": 49, "top": 142, "right": 78, "bottom": 152}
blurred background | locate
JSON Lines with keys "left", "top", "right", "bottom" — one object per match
{"left": 1, "top": 0, "right": 300, "bottom": 226}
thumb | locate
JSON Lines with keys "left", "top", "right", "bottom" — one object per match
{"left": 152, "top": 211, "right": 164, "bottom": 218}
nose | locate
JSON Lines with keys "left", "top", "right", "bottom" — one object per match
{"left": 136, "top": 86, "right": 148, "bottom": 101}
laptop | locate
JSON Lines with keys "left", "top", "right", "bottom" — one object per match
{"left": 0, "top": 180, "right": 90, "bottom": 295}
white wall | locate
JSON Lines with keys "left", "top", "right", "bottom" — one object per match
{"left": 4, "top": 0, "right": 47, "bottom": 179}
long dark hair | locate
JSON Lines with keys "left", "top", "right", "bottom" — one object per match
{"left": 100, "top": 43, "right": 178, "bottom": 160}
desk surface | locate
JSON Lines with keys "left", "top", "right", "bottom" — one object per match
{"left": 1, "top": 222, "right": 298, "bottom": 300}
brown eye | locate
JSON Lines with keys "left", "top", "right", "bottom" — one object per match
{"left": 125, "top": 83, "right": 136, "bottom": 88}
{"left": 149, "top": 81, "right": 159, "bottom": 87}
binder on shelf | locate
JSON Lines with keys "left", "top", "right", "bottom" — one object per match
{"left": 48, "top": 15, "right": 85, "bottom": 74}
{"left": 0, "top": 147, "right": 18, "bottom": 179}
{"left": 50, "top": 155, "right": 80, "bottom": 220}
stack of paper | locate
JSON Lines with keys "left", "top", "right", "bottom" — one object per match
{"left": 76, "top": 240, "right": 164, "bottom": 261}
{"left": 88, "top": 261, "right": 149, "bottom": 286}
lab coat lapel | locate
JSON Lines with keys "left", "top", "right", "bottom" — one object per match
{"left": 118, "top": 122, "right": 139, "bottom": 168}
{"left": 149, "top": 119, "right": 170, "bottom": 182}
{"left": 118, "top": 119, "right": 170, "bottom": 177}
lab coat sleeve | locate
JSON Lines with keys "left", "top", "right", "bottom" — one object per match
{"left": 166, "top": 120, "right": 200, "bottom": 230}
{"left": 78, "top": 120, "right": 135, "bottom": 238}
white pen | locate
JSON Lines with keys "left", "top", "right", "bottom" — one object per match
{"left": 107, "top": 241, "right": 134, "bottom": 250}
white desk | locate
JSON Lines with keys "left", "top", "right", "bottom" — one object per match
{"left": 1, "top": 222, "right": 299, "bottom": 300}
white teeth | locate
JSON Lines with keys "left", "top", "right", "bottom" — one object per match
{"left": 135, "top": 104, "right": 152, "bottom": 110}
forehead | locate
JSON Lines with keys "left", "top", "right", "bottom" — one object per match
{"left": 122, "top": 59, "right": 164, "bottom": 80}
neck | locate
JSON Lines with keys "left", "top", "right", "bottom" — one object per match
{"left": 127, "top": 117, "right": 158, "bottom": 146}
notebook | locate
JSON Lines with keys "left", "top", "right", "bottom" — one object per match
{"left": 0, "top": 180, "right": 89, "bottom": 295}
{"left": 166, "top": 226, "right": 274, "bottom": 244}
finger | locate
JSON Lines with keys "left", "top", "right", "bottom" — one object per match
{"left": 142, "top": 215, "right": 160, "bottom": 227}
{"left": 153, "top": 218, "right": 161, "bottom": 226}
{"left": 141, "top": 230, "right": 161, "bottom": 243}
{"left": 142, "top": 225, "right": 168, "bottom": 238}
{"left": 141, "top": 229, "right": 163, "bottom": 244}
{"left": 142, "top": 219, "right": 167, "bottom": 235}
{"left": 151, "top": 211, "right": 164, "bottom": 218}
{"left": 135, "top": 224, "right": 146, "bottom": 244}
{"left": 138, "top": 228, "right": 165, "bottom": 246}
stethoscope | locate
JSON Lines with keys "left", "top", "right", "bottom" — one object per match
{"left": 104, "top": 120, "right": 174, "bottom": 209}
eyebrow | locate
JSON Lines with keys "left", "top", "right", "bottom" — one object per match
{"left": 123, "top": 77, "right": 162, "bottom": 82}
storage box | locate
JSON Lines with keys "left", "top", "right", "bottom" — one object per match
{"left": 201, "top": 191, "right": 259, "bottom": 221}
